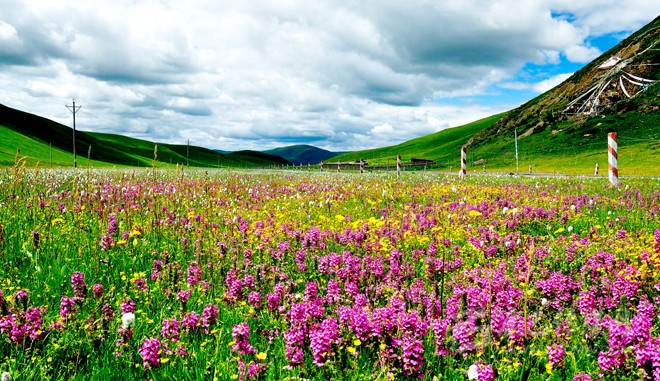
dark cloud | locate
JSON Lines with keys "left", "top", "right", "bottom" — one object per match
{"left": 0, "top": 19, "right": 74, "bottom": 67}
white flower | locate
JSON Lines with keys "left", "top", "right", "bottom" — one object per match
{"left": 541, "top": 298, "right": 548, "bottom": 307}
{"left": 570, "top": 205, "right": 576, "bottom": 211}
{"left": 2, "top": 372, "right": 11, "bottom": 381}
{"left": 512, "top": 208, "right": 518, "bottom": 215}
{"left": 502, "top": 207, "right": 509, "bottom": 215}
{"left": 467, "top": 364, "right": 478, "bottom": 380}
{"left": 121, "top": 312, "right": 135, "bottom": 329}
{"left": 568, "top": 226, "right": 574, "bottom": 233}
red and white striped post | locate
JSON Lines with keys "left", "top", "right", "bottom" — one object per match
{"left": 608, "top": 132, "right": 618, "bottom": 187}
{"left": 460, "top": 146, "right": 467, "bottom": 178}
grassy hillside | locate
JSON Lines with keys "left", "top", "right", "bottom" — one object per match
{"left": 0, "top": 103, "right": 290, "bottom": 168}
{"left": 264, "top": 144, "right": 341, "bottom": 165}
{"left": 465, "top": 16, "right": 660, "bottom": 175}
{"left": 331, "top": 114, "right": 502, "bottom": 167}
{"left": 332, "top": 16, "right": 660, "bottom": 176}
{"left": 0, "top": 123, "right": 109, "bottom": 167}
{"left": 332, "top": 102, "right": 658, "bottom": 176}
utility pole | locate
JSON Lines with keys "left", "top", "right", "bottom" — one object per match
{"left": 66, "top": 99, "right": 82, "bottom": 168}
{"left": 514, "top": 129, "right": 519, "bottom": 175}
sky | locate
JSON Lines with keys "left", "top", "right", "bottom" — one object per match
{"left": 1, "top": 1, "right": 658, "bottom": 152}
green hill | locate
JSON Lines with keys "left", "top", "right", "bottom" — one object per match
{"left": 0, "top": 103, "right": 290, "bottom": 168}
{"left": 332, "top": 16, "right": 660, "bottom": 176}
{"left": 264, "top": 144, "right": 342, "bottom": 165}
{"left": 331, "top": 114, "right": 503, "bottom": 168}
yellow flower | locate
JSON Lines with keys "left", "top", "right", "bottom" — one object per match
{"left": 256, "top": 352, "right": 267, "bottom": 360}
{"left": 51, "top": 218, "right": 64, "bottom": 226}
{"left": 161, "top": 357, "right": 169, "bottom": 363}
{"left": 468, "top": 210, "right": 482, "bottom": 217}
{"left": 380, "top": 343, "right": 386, "bottom": 351}
{"left": 353, "top": 339, "right": 361, "bottom": 346}
{"left": 545, "top": 363, "right": 552, "bottom": 374}
{"left": 347, "top": 346, "right": 356, "bottom": 354}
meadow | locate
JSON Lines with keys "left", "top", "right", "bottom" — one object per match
{"left": 0, "top": 166, "right": 659, "bottom": 380}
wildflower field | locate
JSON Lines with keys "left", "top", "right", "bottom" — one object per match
{"left": 0, "top": 168, "right": 659, "bottom": 381}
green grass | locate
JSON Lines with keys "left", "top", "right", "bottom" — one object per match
{"left": 0, "top": 103, "right": 290, "bottom": 168}
{"left": 330, "top": 88, "right": 659, "bottom": 176}
{"left": 0, "top": 124, "right": 109, "bottom": 167}
{"left": 1, "top": 170, "right": 658, "bottom": 380}
{"left": 332, "top": 114, "right": 503, "bottom": 166}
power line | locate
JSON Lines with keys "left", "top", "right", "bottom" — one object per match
{"left": 65, "top": 99, "right": 82, "bottom": 168}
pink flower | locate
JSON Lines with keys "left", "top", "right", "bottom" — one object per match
{"left": 231, "top": 322, "right": 254, "bottom": 355}
{"left": 121, "top": 299, "right": 135, "bottom": 314}
{"left": 139, "top": 337, "right": 161, "bottom": 369}
{"left": 309, "top": 318, "right": 338, "bottom": 366}
{"left": 161, "top": 317, "right": 180, "bottom": 342}
{"left": 548, "top": 343, "right": 565, "bottom": 368}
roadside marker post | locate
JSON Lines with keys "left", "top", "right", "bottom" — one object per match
{"left": 459, "top": 147, "right": 467, "bottom": 179}
{"left": 608, "top": 132, "right": 619, "bottom": 187}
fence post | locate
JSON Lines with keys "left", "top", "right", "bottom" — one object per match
{"left": 608, "top": 132, "right": 618, "bottom": 187}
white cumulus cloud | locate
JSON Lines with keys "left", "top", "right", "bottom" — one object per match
{"left": 0, "top": 0, "right": 657, "bottom": 151}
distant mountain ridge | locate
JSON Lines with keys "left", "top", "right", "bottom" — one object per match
{"left": 264, "top": 144, "right": 343, "bottom": 165}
